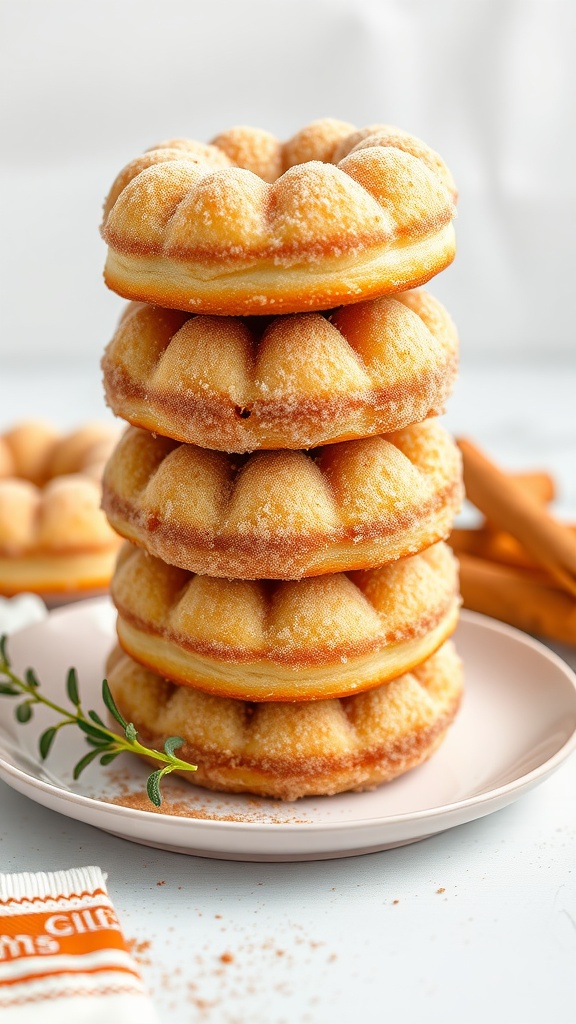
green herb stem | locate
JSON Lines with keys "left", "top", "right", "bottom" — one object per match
{"left": 0, "top": 634, "right": 197, "bottom": 806}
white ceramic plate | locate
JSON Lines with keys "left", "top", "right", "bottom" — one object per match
{"left": 0, "top": 599, "right": 575, "bottom": 861}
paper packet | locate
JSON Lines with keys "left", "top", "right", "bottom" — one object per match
{"left": 0, "top": 865, "right": 159, "bottom": 1023}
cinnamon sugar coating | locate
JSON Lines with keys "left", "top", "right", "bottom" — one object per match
{"left": 111, "top": 541, "right": 459, "bottom": 700}
{"left": 102, "top": 420, "right": 462, "bottom": 579}
{"left": 102, "top": 289, "right": 458, "bottom": 452}
{"left": 0, "top": 422, "right": 121, "bottom": 596}
{"left": 106, "top": 641, "right": 463, "bottom": 800}
{"left": 102, "top": 119, "right": 456, "bottom": 315}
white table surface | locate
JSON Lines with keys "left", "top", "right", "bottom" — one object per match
{"left": 1, "top": 358, "right": 575, "bottom": 1024}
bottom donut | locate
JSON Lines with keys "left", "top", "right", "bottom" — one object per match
{"left": 106, "top": 641, "right": 463, "bottom": 801}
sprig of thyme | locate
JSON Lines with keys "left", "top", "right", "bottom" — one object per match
{"left": 0, "top": 633, "right": 197, "bottom": 806}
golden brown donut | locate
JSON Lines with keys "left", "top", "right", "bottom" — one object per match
{"left": 102, "top": 289, "right": 458, "bottom": 452}
{"left": 0, "top": 421, "right": 122, "bottom": 597}
{"left": 101, "top": 119, "right": 457, "bottom": 316}
{"left": 105, "top": 640, "right": 463, "bottom": 800}
{"left": 111, "top": 541, "right": 459, "bottom": 701}
{"left": 102, "top": 421, "right": 462, "bottom": 579}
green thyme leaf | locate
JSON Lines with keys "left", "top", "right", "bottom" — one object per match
{"left": 146, "top": 770, "right": 163, "bottom": 807}
{"left": 0, "top": 683, "right": 20, "bottom": 696}
{"left": 99, "top": 750, "right": 121, "bottom": 766}
{"left": 76, "top": 719, "right": 111, "bottom": 742}
{"left": 101, "top": 679, "right": 128, "bottom": 728}
{"left": 25, "top": 668, "right": 40, "bottom": 689}
{"left": 15, "top": 702, "right": 33, "bottom": 723}
{"left": 0, "top": 634, "right": 9, "bottom": 665}
{"left": 39, "top": 726, "right": 57, "bottom": 760}
{"left": 84, "top": 735, "right": 113, "bottom": 749}
{"left": 88, "top": 709, "right": 106, "bottom": 727}
{"left": 164, "top": 736, "right": 185, "bottom": 758}
{"left": 66, "top": 667, "right": 80, "bottom": 707}
{"left": 73, "top": 748, "right": 103, "bottom": 780}
{"left": 125, "top": 722, "right": 137, "bottom": 742}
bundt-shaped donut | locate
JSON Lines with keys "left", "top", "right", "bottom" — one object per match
{"left": 102, "top": 421, "right": 463, "bottom": 579}
{"left": 102, "top": 119, "right": 457, "bottom": 316}
{"left": 102, "top": 289, "right": 458, "bottom": 452}
{"left": 111, "top": 541, "right": 459, "bottom": 701}
{"left": 106, "top": 640, "right": 463, "bottom": 800}
{"left": 0, "top": 421, "right": 121, "bottom": 596}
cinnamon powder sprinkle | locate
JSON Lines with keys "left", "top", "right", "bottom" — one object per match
{"left": 108, "top": 789, "right": 308, "bottom": 823}
{"left": 126, "top": 937, "right": 152, "bottom": 966}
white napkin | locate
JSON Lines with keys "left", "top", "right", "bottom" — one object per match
{"left": 0, "top": 866, "right": 159, "bottom": 1023}
{"left": 0, "top": 594, "right": 48, "bottom": 636}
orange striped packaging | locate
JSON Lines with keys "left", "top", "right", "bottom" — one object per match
{"left": 0, "top": 865, "right": 159, "bottom": 1022}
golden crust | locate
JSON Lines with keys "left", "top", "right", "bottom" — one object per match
{"left": 0, "top": 421, "right": 122, "bottom": 596}
{"left": 0, "top": 549, "right": 121, "bottom": 597}
{"left": 106, "top": 640, "right": 463, "bottom": 800}
{"left": 102, "top": 119, "right": 456, "bottom": 315}
{"left": 331, "top": 124, "right": 457, "bottom": 197}
{"left": 102, "top": 420, "right": 463, "bottom": 580}
{"left": 102, "top": 290, "right": 458, "bottom": 452}
{"left": 111, "top": 541, "right": 459, "bottom": 700}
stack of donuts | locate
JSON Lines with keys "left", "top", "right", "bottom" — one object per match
{"left": 99, "top": 119, "right": 463, "bottom": 801}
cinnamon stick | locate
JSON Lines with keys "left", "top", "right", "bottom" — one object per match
{"left": 459, "top": 553, "right": 576, "bottom": 644}
{"left": 458, "top": 438, "right": 576, "bottom": 598}
{"left": 450, "top": 525, "right": 576, "bottom": 573}
{"left": 506, "top": 471, "right": 555, "bottom": 504}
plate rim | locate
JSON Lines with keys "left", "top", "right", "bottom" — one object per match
{"left": 0, "top": 600, "right": 575, "bottom": 837}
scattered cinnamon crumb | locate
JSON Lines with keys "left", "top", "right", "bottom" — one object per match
{"left": 189, "top": 996, "right": 217, "bottom": 1011}
{"left": 220, "top": 952, "right": 234, "bottom": 964}
{"left": 393, "top": 899, "right": 400, "bottom": 905}
{"left": 109, "top": 789, "right": 308, "bottom": 823}
{"left": 126, "top": 938, "right": 152, "bottom": 966}
{"left": 436, "top": 887, "right": 446, "bottom": 894}
{"left": 156, "top": 880, "right": 165, "bottom": 886}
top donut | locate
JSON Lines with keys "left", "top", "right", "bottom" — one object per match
{"left": 102, "top": 119, "right": 457, "bottom": 316}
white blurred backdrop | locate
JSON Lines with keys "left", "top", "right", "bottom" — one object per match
{"left": 1, "top": 0, "right": 575, "bottom": 364}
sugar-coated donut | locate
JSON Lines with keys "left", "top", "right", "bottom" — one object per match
{"left": 111, "top": 541, "right": 460, "bottom": 701}
{"left": 102, "top": 289, "right": 458, "bottom": 452}
{"left": 102, "top": 119, "right": 457, "bottom": 316}
{"left": 105, "top": 640, "right": 463, "bottom": 800}
{"left": 102, "top": 421, "right": 463, "bottom": 580}
{"left": 0, "top": 421, "right": 121, "bottom": 596}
